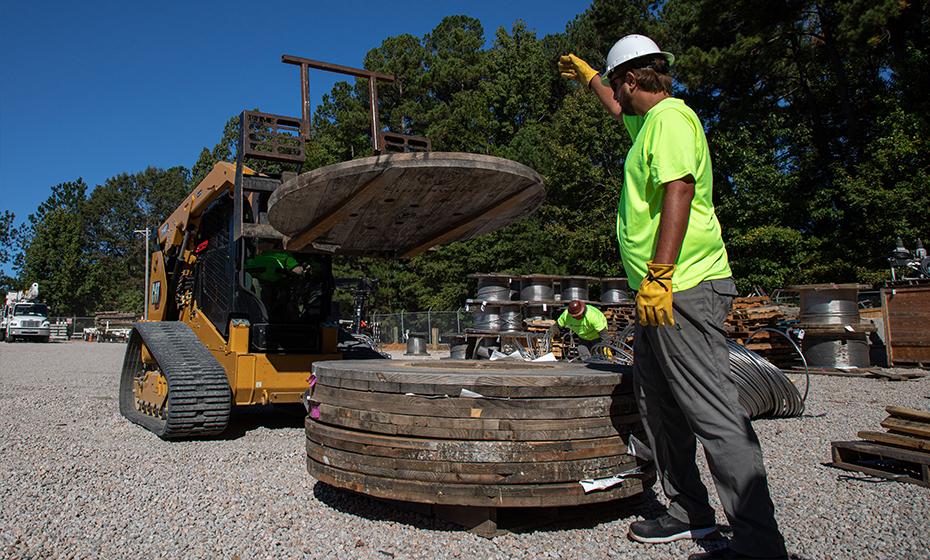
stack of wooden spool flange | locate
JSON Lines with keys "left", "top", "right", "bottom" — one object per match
{"left": 791, "top": 283, "right": 874, "bottom": 368}
{"left": 305, "top": 360, "right": 653, "bottom": 531}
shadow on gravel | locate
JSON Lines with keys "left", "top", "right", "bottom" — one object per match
{"left": 212, "top": 404, "right": 307, "bottom": 440}
{"left": 312, "top": 483, "right": 693, "bottom": 535}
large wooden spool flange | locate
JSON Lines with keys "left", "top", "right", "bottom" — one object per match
{"left": 306, "top": 360, "right": 652, "bottom": 509}
{"left": 267, "top": 152, "right": 544, "bottom": 257}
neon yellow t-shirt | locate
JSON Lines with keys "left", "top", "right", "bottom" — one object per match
{"left": 618, "top": 98, "right": 731, "bottom": 292}
{"left": 557, "top": 306, "right": 607, "bottom": 340}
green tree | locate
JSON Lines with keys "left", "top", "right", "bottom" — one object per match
{"left": 18, "top": 180, "right": 92, "bottom": 315}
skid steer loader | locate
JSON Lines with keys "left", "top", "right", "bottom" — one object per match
{"left": 118, "top": 55, "right": 544, "bottom": 439}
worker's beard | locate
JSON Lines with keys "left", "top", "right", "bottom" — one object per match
{"left": 619, "top": 88, "right": 637, "bottom": 116}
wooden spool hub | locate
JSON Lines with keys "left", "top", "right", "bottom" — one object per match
{"left": 306, "top": 360, "right": 652, "bottom": 533}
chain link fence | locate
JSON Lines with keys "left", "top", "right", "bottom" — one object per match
{"left": 369, "top": 310, "right": 474, "bottom": 345}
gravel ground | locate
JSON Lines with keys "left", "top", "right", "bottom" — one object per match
{"left": 1, "top": 341, "right": 928, "bottom": 560}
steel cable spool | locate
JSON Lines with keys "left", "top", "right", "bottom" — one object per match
{"left": 521, "top": 277, "right": 554, "bottom": 301}
{"left": 473, "top": 306, "right": 502, "bottom": 331}
{"left": 499, "top": 305, "right": 523, "bottom": 333}
{"left": 601, "top": 278, "right": 631, "bottom": 304}
{"left": 476, "top": 277, "right": 514, "bottom": 302}
{"left": 560, "top": 277, "right": 591, "bottom": 302}
{"left": 524, "top": 304, "right": 549, "bottom": 321}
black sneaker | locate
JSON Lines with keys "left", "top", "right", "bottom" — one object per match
{"left": 628, "top": 513, "right": 718, "bottom": 544}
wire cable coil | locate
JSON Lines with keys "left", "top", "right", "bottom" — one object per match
{"left": 587, "top": 326, "right": 808, "bottom": 419}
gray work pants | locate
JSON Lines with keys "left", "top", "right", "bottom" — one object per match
{"left": 633, "top": 278, "right": 787, "bottom": 558}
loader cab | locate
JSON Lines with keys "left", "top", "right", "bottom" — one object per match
{"left": 191, "top": 172, "right": 334, "bottom": 355}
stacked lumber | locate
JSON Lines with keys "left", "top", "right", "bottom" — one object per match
{"left": 831, "top": 406, "right": 930, "bottom": 488}
{"left": 305, "top": 360, "right": 653, "bottom": 532}
{"left": 725, "top": 297, "right": 798, "bottom": 367}
{"left": 94, "top": 311, "right": 136, "bottom": 329}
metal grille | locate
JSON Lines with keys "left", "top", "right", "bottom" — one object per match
{"left": 379, "top": 132, "right": 431, "bottom": 153}
{"left": 196, "top": 197, "right": 234, "bottom": 335}
{"left": 241, "top": 111, "right": 305, "bottom": 163}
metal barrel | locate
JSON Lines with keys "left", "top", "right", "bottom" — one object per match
{"left": 404, "top": 333, "right": 430, "bottom": 356}
{"left": 476, "top": 276, "right": 515, "bottom": 302}
{"left": 499, "top": 305, "right": 523, "bottom": 332}
{"left": 521, "top": 278, "right": 554, "bottom": 301}
{"left": 473, "top": 306, "right": 502, "bottom": 331}
{"left": 601, "top": 278, "right": 631, "bottom": 304}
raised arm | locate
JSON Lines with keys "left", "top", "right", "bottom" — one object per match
{"left": 558, "top": 54, "right": 623, "bottom": 120}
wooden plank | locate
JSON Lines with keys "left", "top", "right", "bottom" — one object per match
{"left": 831, "top": 440, "right": 930, "bottom": 488}
{"left": 858, "top": 431, "right": 930, "bottom": 453}
{"left": 306, "top": 420, "right": 637, "bottom": 462}
{"left": 306, "top": 440, "right": 636, "bottom": 484}
{"left": 307, "top": 457, "right": 651, "bottom": 507}
{"left": 313, "top": 403, "right": 639, "bottom": 441}
{"left": 886, "top": 405, "right": 930, "bottom": 424}
{"left": 284, "top": 167, "right": 404, "bottom": 251}
{"left": 320, "top": 375, "right": 624, "bottom": 398}
{"left": 881, "top": 417, "right": 930, "bottom": 439}
{"left": 312, "top": 359, "right": 630, "bottom": 388}
{"left": 310, "top": 384, "right": 636, "bottom": 420}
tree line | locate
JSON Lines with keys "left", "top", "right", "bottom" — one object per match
{"left": 3, "top": 0, "right": 927, "bottom": 315}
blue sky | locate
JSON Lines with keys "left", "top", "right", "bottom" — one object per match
{"left": 0, "top": 0, "right": 591, "bottom": 230}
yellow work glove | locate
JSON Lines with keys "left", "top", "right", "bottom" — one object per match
{"left": 558, "top": 54, "right": 599, "bottom": 87}
{"left": 637, "top": 261, "right": 676, "bottom": 327}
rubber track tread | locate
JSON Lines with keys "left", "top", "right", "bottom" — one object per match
{"left": 119, "top": 322, "right": 231, "bottom": 439}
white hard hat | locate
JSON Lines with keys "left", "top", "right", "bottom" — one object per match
{"left": 602, "top": 34, "right": 674, "bottom": 85}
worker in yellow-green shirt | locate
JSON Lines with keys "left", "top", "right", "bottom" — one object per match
{"left": 548, "top": 300, "right": 608, "bottom": 359}
{"left": 559, "top": 35, "right": 786, "bottom": 560}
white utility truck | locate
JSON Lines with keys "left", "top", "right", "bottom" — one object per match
{"left": 2, "top": 283, "right": 50, "bottom": 343}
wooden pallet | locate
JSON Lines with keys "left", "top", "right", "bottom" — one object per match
{"left": 831, "top": 441, "right": 930, "bottom": 488}
{"left": 831, "top": 405, "right": 930, "bottom": 487}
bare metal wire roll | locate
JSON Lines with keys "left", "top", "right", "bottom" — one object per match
{"left": 473, "top": 306, "right": 501, "bottom": 331}
{"left": 561, "top": 287, "right": 589, "bottom": 301}
{"left": 728, "top": 330, "right": 807, "bottom": 419}
{"left": 587, "top": 326, "right": 807, "bottom": 419}
{"left": 499, "top": 306, "right": 523, "bottom": 332}
{"left": 476, "top": 284, "right": 513, "bottom": 302}
{"left": 521, "top": 279, "right": 554, "bottom": 301}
